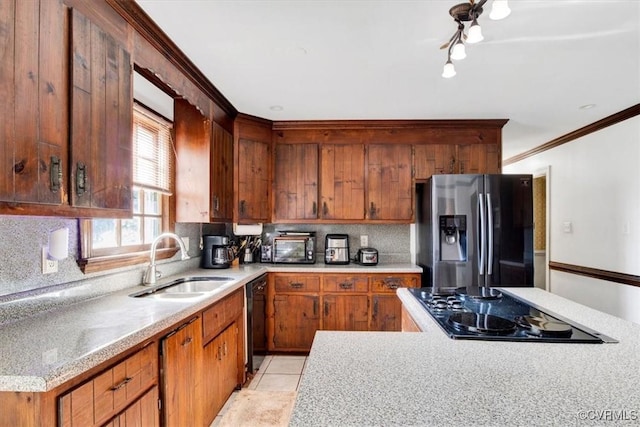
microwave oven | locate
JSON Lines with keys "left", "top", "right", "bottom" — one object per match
{"left": 272, "top": 234, "right": 316, "bottom": 264}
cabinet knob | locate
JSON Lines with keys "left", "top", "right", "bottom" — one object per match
{"left": 76, "top": 162, "right": 87, "bottom": 196}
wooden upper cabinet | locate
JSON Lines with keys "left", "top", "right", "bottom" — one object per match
{"left": 320, "top": 144, "right": 365, "bottom": 220}
{"left": 366, "top": 144, "right": 413, "bottom": 221}
{"left": 174, "top": 99, "right": 211, "bottom": 223}
{"left": 234, "top": 114, "right": 271, "bottom": 223}
{"left": 0, "top": 0, "right": 67, "bottom": 206}
{"left": 70, "top": 8, "right": 132, "bottom": 214}
{"left": 274, "top": 144, "right": 319, "bottom": 221}
{"left": 211, "top": 122, "right": 234, "bottom": 222}
{"left": 457, "top": 143, "right": 501, "bottom": 174}
{"left": 413, "top": 144, "right": 457, "bottom": 179}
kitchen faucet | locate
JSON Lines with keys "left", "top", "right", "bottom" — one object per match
{"left": 143, "top": 233, "right": 190, "bottom": 285}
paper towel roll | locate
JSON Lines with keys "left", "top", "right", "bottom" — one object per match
{"left": 233, "top": 223, "right": 263, "bottom": 236}
{"left": 48, "top": 227, "right": 69, "bottom": 260}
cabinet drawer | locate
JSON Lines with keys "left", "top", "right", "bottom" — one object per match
{"left": 371, "top": 275, "right": 419, "bottom": 293}
{"left": 274, "top": 275, "right": 320, "bottom": 293}
{"left": 59, "top": 341, "right": 158, "bottom": 427}
{"left": 203, "top": 289, "right": 244, "bottom": 344}
{"left": 322, "top": 275, "right": 368, "bottom": 293}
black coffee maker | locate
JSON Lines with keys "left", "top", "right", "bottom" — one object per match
{"left": 201, "top": 235, "right": 235, "bottom": 269}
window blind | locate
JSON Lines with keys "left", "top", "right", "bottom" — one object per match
{"left": 132, "top": 103, "right": 173, "bottom": 194}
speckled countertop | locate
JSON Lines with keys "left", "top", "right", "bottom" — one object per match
{"left": 290, "top": 288, "right": 640, "bottom": 426}
{"left": 0, "top": 262, "right": 419, "bottom": 392}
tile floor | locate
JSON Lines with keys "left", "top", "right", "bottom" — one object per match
{"left": 210, "top": 355, "right": 306, "bottom": 426}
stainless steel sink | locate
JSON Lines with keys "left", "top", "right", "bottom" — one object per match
{"left": 130, "top": 276, "right": 234, "bottom": 299}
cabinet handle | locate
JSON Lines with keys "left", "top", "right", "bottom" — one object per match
{"left": 76, "top": 162, "right": 87, "bottom": 196}
{"left": 449, "top": 156, "right": 455, "bottom": 173}
{"left": 313, "top": 299, "right": 318, "bottom": 316}
{"left": 50, "top": 156, "right": 62, "bottom": 192}
{"left": 373, "top": 297, "right": 378, "bottom": 318}
{"left": 111, "top": 377, "right": 132, "bottom": 391}
{"left": 217, "top": 345, "right": 222, "bottom": 361}
{"left": 239, "top": 200, "right": 246, "bottom": 216}
{"left": 213, "top": 195, "right": 220, "bottom": 212}
{"left": 369, "top": 202, "right": 376, "bottom": 218}
{"left": 14, "top": 159, "right": 25, "bottom": 174}
{"left": 289, "top": 282, "right": 303, "bottom": 289}
{"left": 322, "top": 202, "right": 328, "bottom": 216}
{"left": 312, "top": 201, "right": 317, "bottom": 216}
{"left": 324, "top": 301, "right": 329, "bottom": 316}
{"left": 223, "top": 341, "right": 228, "bottom": 356}
{"left": 182, "top": 336, "right": 193, "bottom": 346}
{"left": 339, "top": 282, "right": 353, "bottom": 289}
{"left": 384, "top": 279, "right": 400, "bottom": 290}
{"left": 460, "top": 162, "right": 465, "bottom": 174}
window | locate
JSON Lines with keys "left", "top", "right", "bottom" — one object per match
{"left": 79, "top": 104, "right": 175, "bottom": 272}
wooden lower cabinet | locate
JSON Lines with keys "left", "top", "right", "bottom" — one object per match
{"left": 269, "top": 273, "right": 420, "bottom": 352}
{"left": 203, "top": 323, "right": 240, "bottom": 424}
{"left": 59, "top": 342, "right": 159, "bottom": 427}
{"left": 273, "top": 293, "right": 320, "bottom": 351}
{"left": 161, "top": 317, "right": 203, "bottom": 427}
{"left": 401, "top": 306, "right": 422, "bottom": 332}
{"left": 103, "top": 386, "right": 159, "bottom": 427}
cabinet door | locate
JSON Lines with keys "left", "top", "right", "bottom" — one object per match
{"left": 320, "top": 144, "right": 365, "bottom": 219}
{"left": 70, "top": 8, "right": 132, "bottom": 213}
{"left": 174, "top": 99, "right": 211, "bottom": 222}
{"left": 322, "top": 295, "right": 369, "bottom": 331}
{"left": 161, "top": 318, "right": 203, "bottom": 427}
{"left": 366, "top": 144, "right": 413, "bottom": 220}
{"left": 104, "top": 385, "right": 159, "bottom": 427}
{"left": 0, "top": 0, "right": 67, "bottom": 205}
{"left": 457, "top": 143, "right": 501, "bottom": 174}
{"left": 274, "top": 144, "right": 319, "bottom": 221}
{"left": 370, "top": 295, "right": 402, "bottom": 331}
{"left": 237, "top": 138, "right": 270, "bottom": 221}
{"left": 272, "top": 294, "right": 320, "bottom": 351}
{"left": 413, "top": 144, "right": 457, "bottom": 180}
{"left": 211, "top": 122, "right": 234, "bottom": 221}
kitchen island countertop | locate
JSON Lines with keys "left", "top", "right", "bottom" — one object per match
{"left": 290, "top": 287, "right": 640, "bottom": 426}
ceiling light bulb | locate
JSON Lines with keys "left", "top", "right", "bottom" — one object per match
{"left": 467, "top": 20, "right": 484, "bottom": 43}
{"left": 490, "top": 0, "right": 511, "bottom": 20}
{"left": 442, "top": 60, "right": 456, "bottom": 78}
{"left": 450, "top": 41, "right": 466, "bottom": 60}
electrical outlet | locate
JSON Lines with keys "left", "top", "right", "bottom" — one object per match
{"left": 42, "top": 247, "right": 58, "bottom": 274}
{"left": 181, "top": 236, "right": 190, "bottom": 252}
{"left": 360, "top": 235, "right": 369, "bottom": 247}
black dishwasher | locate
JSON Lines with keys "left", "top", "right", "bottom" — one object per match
{"left": 245, "top": 274, "right": 267, "bottom": 374}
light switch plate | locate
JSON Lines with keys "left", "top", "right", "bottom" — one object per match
{"left": 360, "top": 235, "right": 369, "bottom": 247}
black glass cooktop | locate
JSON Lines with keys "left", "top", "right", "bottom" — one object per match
{"left": 408, "top": 287, "right": 617, "bottom": 343}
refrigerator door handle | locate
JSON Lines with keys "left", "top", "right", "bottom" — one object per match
{"left": 486, "top": 193, "right": 493, "bottom": 276}
{"left": 478, "top": 193, "right": 486, "bottom": 275}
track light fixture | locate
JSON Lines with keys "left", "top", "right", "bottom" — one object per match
{"left": 440, "top": 0, "right": 511, "bottom": 78}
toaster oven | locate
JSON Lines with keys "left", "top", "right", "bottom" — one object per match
{"left": 272, "top": 233, "right": 316, "bottom": 264}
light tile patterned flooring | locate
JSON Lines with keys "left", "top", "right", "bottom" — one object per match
{"left": 210, "top": 355, "right": 306, "bottom": 426}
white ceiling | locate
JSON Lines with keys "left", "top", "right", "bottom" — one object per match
{"left": 136, "top": 0, "right": 640, "bottom": 159}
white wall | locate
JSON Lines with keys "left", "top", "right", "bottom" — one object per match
{"left": 504, "top": 115, "right": 640, "bottom": 325}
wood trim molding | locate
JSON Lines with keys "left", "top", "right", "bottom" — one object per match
{"left": 549, "top": 261, "right": 640, "bottom": 288}
{"left": 503, "top": 103, "right": 640, "bottom": 166}
{"left": 106, "top": 0, "right": 237, "bottom": 117}
{"left": 273, "top": 119, "right": 509, "bottom": 131}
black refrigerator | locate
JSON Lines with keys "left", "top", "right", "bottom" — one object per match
{"left": 416, "top": 174, "right": 534, "bottom": 290}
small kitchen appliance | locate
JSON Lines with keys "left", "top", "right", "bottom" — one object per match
{"left": 200, "top": 235, "right": 235, "bottom": 269}
{"left": 408, "top": 286, "right": 617, "bottom": 343}
{"left": 356, "top": 248, "right": 378, "bottom": 265}
{"left": 272, "top": 231, "right": 316, "bottom": 264}
{"left": 325, "top": 234, "right": 350, "bottom": 265}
